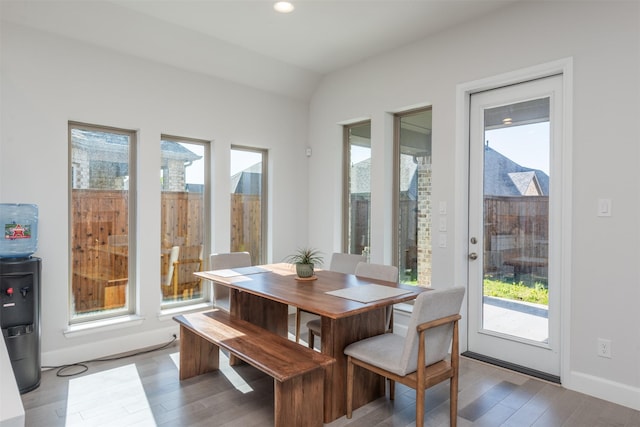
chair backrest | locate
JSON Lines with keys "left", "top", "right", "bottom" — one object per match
{"left": 164, "top": 246, "right": 180, "bottom": 287}
{"left": 398, "top": 287, "right": 465, "bottom": 376}
{"left": 210, "top": 251, "right": 252, "bottom": 270}
{"left": 175, "top": 245, "right": 203, "bottom": 284}
{"left": 329, "top": 253, "right": 366, "bottom": 275}
{"left": 354, "top": 261, "right": 398, "bottom": 282}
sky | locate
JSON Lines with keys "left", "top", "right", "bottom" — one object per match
{"left": 485, "top": 122, "right": 550, "bottom": 175}
{"left": 182, "top": 145, "right": 263, "bottom": 185}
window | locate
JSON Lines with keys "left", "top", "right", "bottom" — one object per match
{"left": 69, "top": 122, "right": 136, "bottom": 321}
{"left": 393, "top": 108, "right": 432, "bottom": 285}
{"left": 343, "top": 121, "right": 371, "bottom": 255}
{"left": 230, "top": 146, "right": 267, "bottom": 264}
{"left": 160, "top": 136, "right": 209, "bottom": 306}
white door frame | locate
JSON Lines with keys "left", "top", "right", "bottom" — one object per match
{"left": 454, "top": 58, "right": 573, "bottom": 382}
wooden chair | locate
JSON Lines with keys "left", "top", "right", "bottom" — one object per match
{"left": 306, "top": 260, "right": 398, "bottom": 349}
{"left": 162, "top": 246, "right": 180, "bottom": 298}
{"left": 344, "top": 287, "right": 465, "bottom": 427}
{"left": 172, "top": 245, "right": 203, "bottom": 299}
{"left": 209, "top": 252, "right": 252, "bottom": 311}
{"left": 295, "top": 252, "right": 365, "bottom": 343}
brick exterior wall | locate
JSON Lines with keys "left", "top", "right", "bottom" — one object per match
{"left": 417, "top": 156, "right": 432, "bottom": 286}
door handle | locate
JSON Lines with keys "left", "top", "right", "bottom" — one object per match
{"left": 469, "top": 252, "right": 478, "bottom": 260}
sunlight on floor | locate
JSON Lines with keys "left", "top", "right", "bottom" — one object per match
{"left": 65, "top": 364, "right": 153, "bottom": 426}
{"left": 170, "top": 351, "right": 253, "bottom": 394}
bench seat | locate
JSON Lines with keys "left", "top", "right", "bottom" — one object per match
{"left": 174, "top": 310, "right": 335, "bottom": 427}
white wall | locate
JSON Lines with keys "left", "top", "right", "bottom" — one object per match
{"left": 0, "top": 23, "right": 310, "bottom": 366}
{"left": 307, "top": 1, "right": 640, "bottom": 410}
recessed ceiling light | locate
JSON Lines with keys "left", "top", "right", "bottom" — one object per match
{"left": 274, "top": 1, "right": 294, "bottom": 13}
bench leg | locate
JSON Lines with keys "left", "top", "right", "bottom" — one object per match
{"left": 179, "top": 325, "right": 219, "bottom": 380}
{"left": 274, "top": 368, "right": 324, "bottom": 427}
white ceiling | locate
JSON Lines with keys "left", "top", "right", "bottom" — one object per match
{"left": 1, "top": 0, "right": 520, "bottom": 99}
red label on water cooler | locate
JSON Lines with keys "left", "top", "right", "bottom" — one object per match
{"left": 4, "top": 224, "right": 32, "bottom": 240}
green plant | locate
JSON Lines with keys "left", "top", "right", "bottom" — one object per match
{"left": 284, "top": 247, "right": 324, "bottom": 266}
{"left": 483, "top": 278, "right": 549, "bottom": 305}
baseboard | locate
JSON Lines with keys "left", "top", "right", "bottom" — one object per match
{"left": 566, "top": 370, "right": 640, "bottom": 411}
{"left": 42, "top": 326, "right": 179, "bottom": 368}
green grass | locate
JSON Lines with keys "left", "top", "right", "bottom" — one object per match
{"left": 483, "top": 278, "right": 548, "bottom": 305}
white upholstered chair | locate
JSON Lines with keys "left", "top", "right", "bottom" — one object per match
{"left": 328, "top": 252, "right": 367, "bottom": 274}
{"left": 295, "top": 252, "right": 366, "bottom": 343}
{"left": 345, "top": 286, "right": 465, "bottom": 427}
{"left": 306, "top": 260, "right": 398, "bottom": 349}
{"left": 209, "top": 252, "right": 252, "bottom": 311}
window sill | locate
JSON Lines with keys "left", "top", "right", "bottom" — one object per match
{"left": 394, "top": 302, "right": 414, "bottom": 313}
{"left": 158, "top": 302, "right": 212, "bottom": 321}
{"left": 64, "top": 314, "right": 145, "bottom": 338}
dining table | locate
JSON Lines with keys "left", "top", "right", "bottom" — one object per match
{"left": 195, "top": 262, "right": 429, "bottom": 423}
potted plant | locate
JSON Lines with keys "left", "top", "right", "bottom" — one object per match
{"left": 285, "top": 247, "right": 324, "bottom": 278}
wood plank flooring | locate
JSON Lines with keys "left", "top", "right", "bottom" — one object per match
{"left": 21, "top": 314, "right": 640, "bottom": 426}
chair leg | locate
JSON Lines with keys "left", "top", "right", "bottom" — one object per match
{"left": 389, "top": 379, "right": 395, "bottom": 400}
{"left": 308, "top": 329, "right": 315, "bottom": 349}
{"left": 295, "top": 308, "right": 301, "bottom": 343}
{"left": 450, "top": 377, "right": 458, "bottom": 427}
{"left": 346, "top": 356, "right": 354, "bottom": 419}
{"left": 416, "top": 386, "right": 425, "bottom": 427}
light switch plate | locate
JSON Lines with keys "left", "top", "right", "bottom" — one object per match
{"left": 439, "top": 201, "right": 447, "bottom": 215}
{"left": 597, "top": 199, "right": 612, "bottom": 217}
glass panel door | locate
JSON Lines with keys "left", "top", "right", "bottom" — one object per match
{"left": 468, "top": 75, "right": 562, "bottom": 377}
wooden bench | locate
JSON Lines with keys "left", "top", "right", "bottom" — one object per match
{"left": 173, "top": 310, "right": 335, "bottom": 427}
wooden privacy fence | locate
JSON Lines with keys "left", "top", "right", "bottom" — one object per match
{"left": 71, "top": 189, "right": 204, "bottom": 314}
{"left": 71, "top": 190, "right": 263, "bottom": 313}
{"left": 230, "top": 193, "right": 262, "bottom": 263}
{"left": 483, "top": 195, "right": 549, "bottom": 279}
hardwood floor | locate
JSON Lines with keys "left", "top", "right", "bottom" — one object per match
{"left": 21, "top": 315, "right": 640, "bottom": 427}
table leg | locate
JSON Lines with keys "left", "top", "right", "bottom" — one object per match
{"left": 228, "top": 289, "right": 289, "bottom": 365}
{"left": 321, "top": 308, "right": 386, "bottom": 423}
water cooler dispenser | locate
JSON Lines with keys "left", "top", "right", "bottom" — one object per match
{"left": 1, "top": 203, "right": 41, "bottom": 393}
{"left": 1, "top": 257, "right": 41, "bottom": 393}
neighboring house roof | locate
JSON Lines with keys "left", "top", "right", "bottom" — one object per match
{"left": 351, "top": 155, "right": 419, "bottom": 198}
{"left": 231, "top": 162, "right": 262, "bottom": 195}
{"left": 351, "top": 146, "right": 547, "bottom": 198}
{"left": 71, "top": 129, "right": 201, "bottom": 163}
{"left": 484, "top": 146, "right": 549, "bottom": 196}
{"left": 160, "top": 140, "right": 202, "bottom": 163}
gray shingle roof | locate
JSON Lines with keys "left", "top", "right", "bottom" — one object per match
{"left": 484, "top": 146, "right": 549, "bottom": 196}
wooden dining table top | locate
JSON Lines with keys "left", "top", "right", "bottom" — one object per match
{"left": 195, "top": 263, "right": 428, "bottom": 319}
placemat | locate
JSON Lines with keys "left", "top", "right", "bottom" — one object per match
{"left": 325, "top": 284, "right": 411, "bottom": 303}
{"left": 207, "top": 266, "right": 270, "bottom": 278}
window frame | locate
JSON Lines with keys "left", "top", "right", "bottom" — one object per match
{"left": 342, "top": 120, "right": 371, "bottom": 255}
{"left": 230, "top": 145, "right": 268, "bottom": 265}
{"left": 392, "top": 107, "right": 433, "bottom": 286}
{"left": 68, "top": 121, "right": 137, "bottom": 323}
{"left": 160, "top": 134, "right": 211, "bottom": 309}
